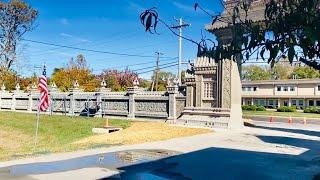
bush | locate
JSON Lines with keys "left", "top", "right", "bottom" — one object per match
{"left": 304, "top": 106, "right": 320, "bottom": 114}
{"left": 277, "top": 106, "right": 296, "bottom": 112}
{"left": 242, "top": 105, "right": 266, "bottom": 111}
{"left": 256, "top": 106, "right": 266, "bottom": 111}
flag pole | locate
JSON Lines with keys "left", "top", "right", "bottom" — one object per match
{"left": 34, "top": 98, "right": 40, "bottom": 151}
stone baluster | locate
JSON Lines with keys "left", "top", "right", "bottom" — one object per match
{"left": 68, "top": 81, "right": 80, "bottom": 116}
{"left": 11, "top": 83, "right": 21, "bottom": 111}
{"left": 127, "top": 77, "right": 140, "bottom": 119}
{"left": 96, "top": 79, "right": 111, "bottom": 117}
{"left": 166, "top": 79, "right": 179, "bottom": 123}
{"left": 29, "top": 83, "right": 38, "bottom": 112}
{"left": 0, "top": 84, "right": 5, "bottom": 109}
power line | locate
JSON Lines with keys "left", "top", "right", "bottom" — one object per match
{"left": 137, "top": 63, "right": 178, "bottom": 75}
{"left": 132, "top": 61, "right": 177, "bottom": 72}
{"left": 26, "top": 31, "right": 141, "bottom": 57}
{"left": 22, "top": 38, "right": 177, "bottom": 59}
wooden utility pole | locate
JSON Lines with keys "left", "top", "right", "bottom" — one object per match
{"left": 154, "top": 52, "right": 163, "bottom": 91}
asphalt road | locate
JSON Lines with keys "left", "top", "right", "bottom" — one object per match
{"left": 246, "top": 115, "right": 320, "bottom": 125}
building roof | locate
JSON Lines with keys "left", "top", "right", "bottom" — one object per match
{"left": 206, "top": 0, "right": 266, "bottom": 32}
{"left": 242, "top": 79, "right": 320, "bottom": 85}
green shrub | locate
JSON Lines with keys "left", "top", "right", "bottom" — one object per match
{"left": 277, "top": 106, "right": 296, "bottom": 112}
{"left": 242, "top": 105, "right": 266, "bottom": 111}
{"left": 256, "top": 106, "right": 266, "bottom": 111}
{"left": 304, "top": 106, "right": 320, "bottom": 114}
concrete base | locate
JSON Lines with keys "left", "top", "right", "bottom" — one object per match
{"left": 177, "top": 108, "right": 230, "bottom": 129}
{"left": 92, "top": 127, "right": 122, "bottom": 134}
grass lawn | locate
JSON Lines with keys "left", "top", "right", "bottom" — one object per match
{"left": 243, "top": 110, "right": 320, "bottom": 119}
{"left": 0, "top": 111, "right": 210, "bottom": 161}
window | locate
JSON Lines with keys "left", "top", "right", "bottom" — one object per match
{"left": 247, "top": 87, "right": 252, "bottom": 91}
{"left": 259, "top": 100, "right": 265, "bottom": 106}
{"left": 292, "top": 100, "right": 297, "bottom": 106}
{"left": 317, "top": 101, "right": 320, "bottom": 106}
{"left": 242, "top": 87, "right": 246, "bottom": 91}
{"left": 283, "top": 86, "right": 288, "bottom": 91}
{"left": 290, "top": 86, "right": 295, "bottom": 91}
{"left": 204, "top": 82, "right": 214, "bottom": 99}
{"left": 309, "top": 100, "right": 314, "bottom": 107}
{"left": 299, "top": 100, "right": 304, "bottom": 106}
{"left": 277, "top": 86, "right": 281, "bottom": 91}
{"left": 318, "top": 85, "right": 320, "bottom": 91}
{"left": 253, "top": 87, "right": 257, "bottom": 91}
{"left": 268, "top": 100, "right": 274, "bottom": 106}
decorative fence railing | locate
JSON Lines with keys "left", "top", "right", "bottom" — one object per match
{"left": 0, "top": 86, "right": 186, "bottom": 121}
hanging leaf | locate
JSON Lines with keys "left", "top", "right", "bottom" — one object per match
{"left": 211, "top": 16, "right": 218, "bottom": 25}
{"left": 145, "top": 14, "right": 152, "bottom": 32}
{"left": 288, "top": 46, "right": 295, "bottom": 63}
{"left": 194, "top": 3, "right": 198, "bottom": 11}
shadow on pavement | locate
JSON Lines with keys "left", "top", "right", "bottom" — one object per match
{"left": 104, "top": 143, "right": 319, "bottom": 179}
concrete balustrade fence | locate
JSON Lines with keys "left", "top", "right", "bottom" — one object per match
{"left": 0, "top": 85, "right": 186, "bottom": 121}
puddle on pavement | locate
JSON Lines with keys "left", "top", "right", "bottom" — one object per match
{"left": 1, "top": 149, "right": 180, "bottom": 178}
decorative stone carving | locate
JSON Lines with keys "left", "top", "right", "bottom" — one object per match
{"left": 49, "top": 82, "right": 59, "bottom": 93}
{"left": 103, "top": 101, "right": 128, "bottom": 111}
{"left": 70, "top": 80, "right": 81, "bottom": 92}
{"left": 30, "top": 82, "right": 38, "bottom": 93}
{"left": 1, "top": 84, "right": 6, "bottom": 92}
{"left": 133, "top": 77, "right": 139, "bottom": 87}
{"left": 222, "top": 59, "right": 232, "bottom": 108}
{"left": 99, "top": 79, "right": 111, "bottom": 93}
{"left": 136, "top": 101, "right": 167, "bottom": 113}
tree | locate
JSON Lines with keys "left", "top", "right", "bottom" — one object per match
{"left": 0, "top": 68, "right": 17, "bottom": 91}
{"left": 241, "top": 65, "right": 271, "bottom": 81}
{"left": 291, "top": 66, "right": 320, "bottom": 79}
{"left": 271, "top": 63, "right": 294, "bottom": 80}
{"left": 140, "top": 0, "right": 320, "bottom": 70}
{"left": 151, "top": 71, "right": 175, "bottom": 91}
{"left": 51, "top": 55, "right": 99, "bottom": 92}
{"left": 0, "top": 0, "right": 38, "bottom": 69}
{"left": 98, "top": 69, "right": 139, "bottom": 91}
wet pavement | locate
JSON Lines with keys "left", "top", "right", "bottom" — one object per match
{"left": 0, "top": 149, "right": 180, "bottom": 179}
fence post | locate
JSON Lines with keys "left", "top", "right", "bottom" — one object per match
{"left": 69, "top": 92, "right": 75, "bottom": 116}
{"left": 29, "top": 84, "right": 38, "bottom": 112}
{"left": 167, "top": 85, "right": 179, "bottom": 123}
{"left": 127, "top": 86, "right": 139, "bottom": 119}
{"left": 96, "top": 92, "right": 103, "bottom": 118}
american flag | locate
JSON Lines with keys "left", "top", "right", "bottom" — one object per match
{"left": 38, "top": 65, "right": 49, "bottom": 112}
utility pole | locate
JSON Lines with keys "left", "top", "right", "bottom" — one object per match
{"left": 153, "top": 52, "right": 163, "bottom": 91}
{"left": 171, "top": 18, "right": 190, "bottom": 85}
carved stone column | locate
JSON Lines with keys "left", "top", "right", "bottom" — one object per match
{"left": 12, "top": 83, "right": 21, "bottom": 111}
{"left": 68, "top": 92, "right": 75, "bottom": 116}
{"left": 29, "top": 83, "right": 38, "bottom": 112}
{"left": 167, "top": 85, "right": 179, "bottom": 122}
{"left": 127, "top": 86, "right": 139, "bottom": 119}
{"left": 0, "top": 84, "right": 5, "bottom": 109}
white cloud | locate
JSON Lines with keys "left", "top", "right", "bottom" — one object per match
{"left": 172, "top": 2, "right": 194, "bottom": 12}
{"left": 128, "top": 2, "right": 145, "bottom": 12}
{"left": 60, "top": 33, "right": 73, "bottom": 38}
{"left": 59, "top": 32, "right": 91, "bottom": 43}
{"left": 60, "top": 18, "right": 70, "bottom": 25}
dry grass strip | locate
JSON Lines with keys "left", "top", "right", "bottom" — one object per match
{"left": 74, "top": 121, "right": 212, "bottom": 147}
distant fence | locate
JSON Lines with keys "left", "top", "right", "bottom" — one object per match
{"left": 0, "top": 86, "right": 186, "bottom": 120}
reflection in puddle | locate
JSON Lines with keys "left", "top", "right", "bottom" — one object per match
{"left": 4, "top": 149, "right": 180, "bottom": 177}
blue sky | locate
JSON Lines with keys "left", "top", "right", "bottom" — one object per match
{"left": 17, "top": 0, "right": 224, "bottom": 79}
